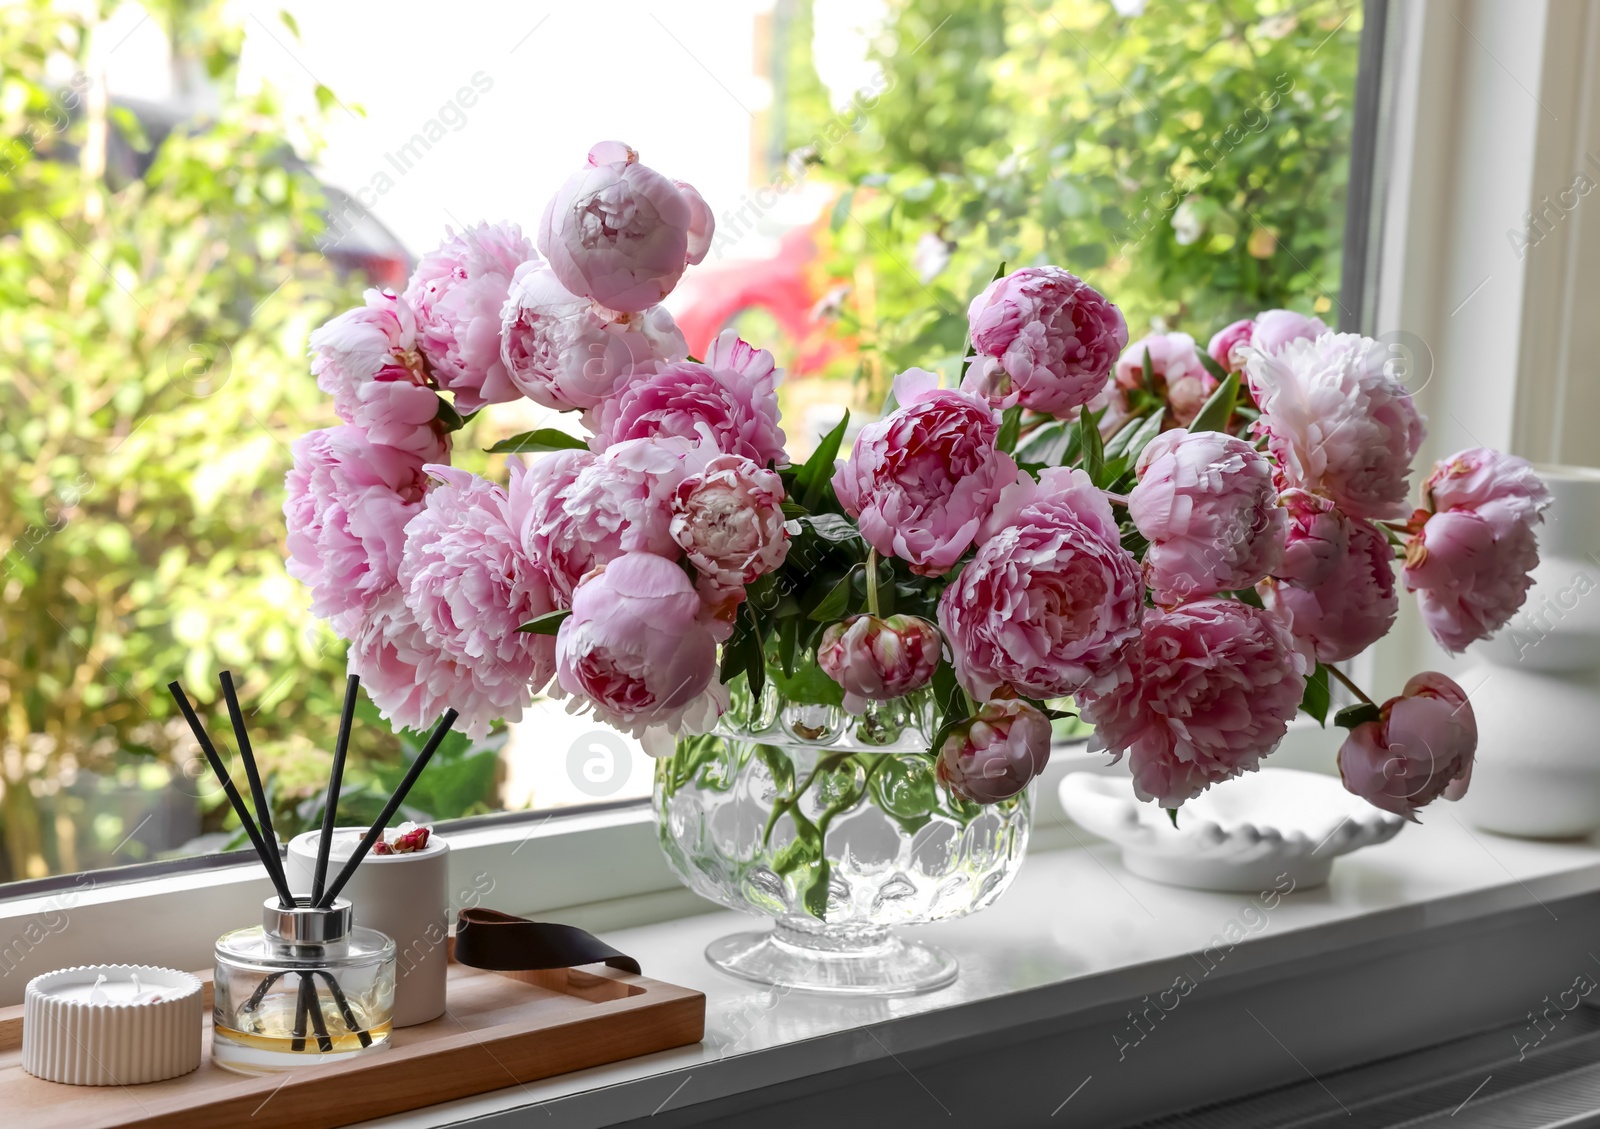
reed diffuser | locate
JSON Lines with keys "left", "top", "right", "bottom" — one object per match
{"left": 169, "top": 672, "right": 457, "bottom": 1075}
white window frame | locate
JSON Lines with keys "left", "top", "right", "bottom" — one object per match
{"left": 5, "top": 0, "right": 1596, "bottom": 1010}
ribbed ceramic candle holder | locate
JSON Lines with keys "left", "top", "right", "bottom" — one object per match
{"left": 23, "top": 965, "right": 204, "bottom": 1086}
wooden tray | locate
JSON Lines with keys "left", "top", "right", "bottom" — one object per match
{"left": 0, "top": 958, "right": 705, "bottom": 1129}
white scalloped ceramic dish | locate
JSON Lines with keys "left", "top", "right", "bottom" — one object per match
{"left": 1058, "top": 767, "right": 1406, "bottom": 892}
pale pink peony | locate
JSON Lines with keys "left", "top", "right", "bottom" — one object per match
{"left": 936, "top": 699, "right": 1053, "bottom": 805}
{"left": 403, "top": 221, "right": 534, "bottom": 413}
{"left": 1129, "top": 428, "right": 1285, "bottom": 604}
{"left": 1250, "top": 309, "right": 1329, "bottom": 357}
{"left": 554, "top": 552, "right": 725, "bottom": 742}
{"left": 499, "top": 261, "right": 686, "bottom": 412}
{"left": 539, "top": 142, "right": 709, "bottom": 313}
{"left": 1247, "top": 333, "right": 1425, "bottom": 520}
{"left": 285, "top": 426, "right": 428, "bottom": 635}
{"left": 1078, "top": 599, "right": 1307, "bottom": 808}
{"left": 817, "top": 614, "right": 942, "bottom": 715}
{"left": 961, "top": 266, "right": 1128, "bottom": 415}
{"left": 398, "top": 463, "right": 557, "bottom": 734}
{"left": 1403, "top": 449, "right": 1551, "bottom": 653}
{"left": 310, "top": 289, "right": 450, "bottom": 461}
{"left": 1337, "top": 672, "right": 1476, "bottom": 820}
{"left": 1115, "top": 332, "right": 1216, "bottom": 425}
{"left": 832, "top": 368, "right": 1018, "bottom": 577}
{"left": 590, "top": 330, "right": 787, "bottom": 465}
{"left": 515, "top": 438, "right": 697, "bottom": 606}
{"left": 670, "top": 454, "right": 789, "bottom": 587}
{"left": 940, "top": 467, "right": 1143, "bottom": 700}
{"left": 1260, "top": 511, "right": 1397, "bottom": 662}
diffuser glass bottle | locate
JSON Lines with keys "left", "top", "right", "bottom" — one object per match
{"left": 212, "top": 897, "right": 396, "bottom": 1075}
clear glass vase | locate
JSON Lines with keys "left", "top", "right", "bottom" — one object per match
{"left": 654, "top": 679, "right": 1031, "bottom": 995}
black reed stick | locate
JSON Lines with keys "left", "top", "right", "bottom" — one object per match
{"left": 291, "top": 972, "right": 312, "bottom": 1053}
{"left": 219, "top": 671, "right": 291, "bottom": 906}
{"left": 168, "top": 680, "right": 295, "bottom": 906}
{"left": 311, "top": 673, "right": 360, "bottom": 905}
{"left": 303, "top": 975, "right": 335, "bottom": 1052}
{"left": 318, "top": 709, "right": 458, "bottom": 908}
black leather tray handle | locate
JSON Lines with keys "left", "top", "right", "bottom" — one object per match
{"left": 453, "top": 908, "right": 643, "bottom": 975}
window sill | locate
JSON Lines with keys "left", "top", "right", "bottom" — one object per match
{"left": 355, "top": 816, "right": 1600, "bottom": 1128}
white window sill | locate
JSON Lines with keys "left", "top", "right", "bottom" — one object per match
{"left": 349, "top": 814, "right": 1600, "bottom": 1128}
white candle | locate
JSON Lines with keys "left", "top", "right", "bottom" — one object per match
{"left": 24, "top": 965, "right": 203, "bottom": 1086}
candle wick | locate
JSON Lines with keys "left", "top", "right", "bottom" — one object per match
{"left": 89, "top": 974, "right": 108, "bottom": 1005}
{"left": 131, "top": 972, "right": 142, "bottom": 998}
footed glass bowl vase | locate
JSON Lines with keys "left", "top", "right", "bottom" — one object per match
{"left": 654, "top": 683, "right": 1031, "bottom": 995}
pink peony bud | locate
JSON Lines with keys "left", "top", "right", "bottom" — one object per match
{"left": 499, "top": 261, "right": 686, "bottom": 412}
{"left": 833, "top": 368, "right": 1018, "bottom": 577}
{"left": 1129, "top": 428, "right": 1285, "bottom": 605}
{"left": 538, "top": 141, "right": 712, "bottom": 313}
{"left": 936, "top": 699, "right": 1053, "bottom": 805}
{"left": 1403, "top": 449, "right": 1551, "bottom": 653}
{"left": 961, "top": 265, "right": 1129, "bottom": 416}
{"left": 1337, "top": 672, "right": 1476, "bottom": 821}
{"left": 1260, "top": 508, "right": 1397, "bottom": 663}
{"left": 1206, "top": 319, "right": 1254, "bottom": 373}
{"left": 402, "top": 221, "right": 534, "bottom": 413}
{"left": 817, "top": 614, "right": 942, "bottom": 715}
{"left": 554, "top": 552, "right": 725, "bottom": 743}
{"left": 670, "top": 454, "right": 790, "bottom": 587}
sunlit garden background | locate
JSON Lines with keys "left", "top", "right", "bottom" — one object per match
{"left": 0, "top": 0, "right": 1361, "bottom": 883}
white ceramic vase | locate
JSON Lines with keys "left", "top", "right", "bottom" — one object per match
{"left": 286, "top": 829, "right": 450, "bottom": 1027}
{"left": 1458, "top": 464, "right": 1600, "bottom": 838}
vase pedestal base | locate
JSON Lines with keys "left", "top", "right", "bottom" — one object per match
{"left": 705, "top": 923, "right": 957, "bottom": 996}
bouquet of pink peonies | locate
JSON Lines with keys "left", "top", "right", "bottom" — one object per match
{"left": 286, "top": 141, "right": 1549, "bottom": 822}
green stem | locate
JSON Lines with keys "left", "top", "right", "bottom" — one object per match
{"left": 761, "top": 751, "right": 851, "bottom": 846}
{"left": 1325, "top": 664, "right": 1376, "bottom": 707}
{"left": 865, "top": 548, "right": 880, "bottom": 617}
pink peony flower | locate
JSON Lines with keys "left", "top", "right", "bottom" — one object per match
{"left": 961, "top": 266, "right": 1128, "bottom": 416}
{"left": 1250, "top": 309, "right": 1329, "bottom": 357}
{"left": 539, "top": 141, "right": 709, "bottom": 313}
{"left": 1087, "top": 377, "right": 1135, "bottom": 439}
{"left": 1078, "top": 599, "right": 1307, "bottom": 808}
{"left": 832, "top": 368, "right": 1018, "bottom": 577}
{"left": 939, "top": 467, "right": 1143, "bottom": 699}
{"left": 285, "top": 426, "right": 428, "bottom": 635}
{"left": 1269, "top": 488, "right": 1348, "bottom": 589}
{"left": 589, "top": 330, "right": 787, "bottom": 465}
{"left": 1114, "top": 332, "right": 1216, "bottom": 425}
{"left": 1403, "top": 449, "right": 1551, "bottom": 653}
{"left": 398, "top": 463, "right": 557, "bottom": 734}
{"left": 347, "top": 589, "right": 518, "bottom": 739}
{"left": 817, "top": 614, "right": 942, "bottom": 715}
{"left": 1129, "top": 428, "right": 1285, "bottom": 604}
{"left": 1337, "top": 672, "right": 1476, "bottom": 820}
{"left": 554, "top": 552, "right": 725, "bottom": 742}
{"left": 670, "top": 454, "right": 789, "bottom": 587}
{"left": 403, "top": 221, "right": 534, "bottom": 413}
{"left": 515, "top": 438, "right": 697, "bottom": 606}
{"left": 1247, "top": 333, "right": 1425, "bottom": 519}
{"left": 936, "top": 699, "right": 1053, "bottom": 805}
{"left": 1206, "top": 319, "right": 1254, "bottom": 373}
{"left": 499, "top": 261, "right": 686, "bottom": 412}
{"left": 1260, "top": 511, "right": 1397, "bottom": 662}
{"left": 310, "top": 290, "right": 450, "bottom": 461}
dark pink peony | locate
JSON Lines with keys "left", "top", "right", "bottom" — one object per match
{"left": 309, "top": 289, "right": 450, "bottom": 461}
{"left": 397, "top": 463, "right": 557, "bottom": 734}
{"left": 554, "top": 552, "right": 725, "bottom": 746}
{"left": 1403, "top": 449, "right": 1551, "bottom": 653}
{"left": 1078, "top": 599, "right": 1307, "bottom": 808}
{"left": 936, "top": 700, "right": 1053, "bottom": 805}
{"left": 1129, "top": 428, "right": 1285, "bottom": 605}
{"left": 589, "top": 330, "right": 786, "bottom": 465}
{"left": 1338, "top": 672, "right": 1476, "bottom": 820}
{"left": 402, "top": 221, "right": 534, "bottom": 413}
{"left": 499, "top": 261, "right": 686, "bottom": 412}
{"left": 539, "top": 141, "right": 710, "bottom": 313}
{"left": 961, "top": 265, "right": 1128, "bottom": 416}
{"left": 1261, "top": 510, "right": 1397, "bottom": 663}
{"left": 832, "top": 368, "right": 1018, "bottom": 577}
{"left": 939, "top": 468, "right": 1143, "bottom": 700}
{"left": 285, "top": 426, "right": 428, "bottom": 635}
{"left": 818, "top": 614, "right": 942, "bottom": 715}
